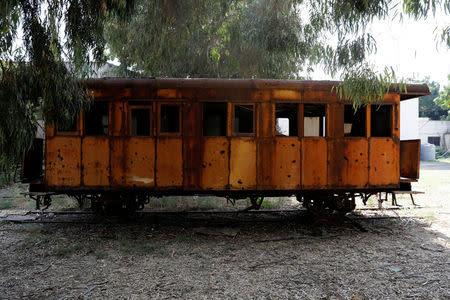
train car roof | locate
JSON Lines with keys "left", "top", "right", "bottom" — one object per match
{"left": 84, "top": 78, "right": 430, "bottom": 101}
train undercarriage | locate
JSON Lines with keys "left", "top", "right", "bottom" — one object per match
{"left": 24, "top": 188, "right": 387, "bottom": 216}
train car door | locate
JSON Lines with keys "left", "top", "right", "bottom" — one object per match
{"left": 156, "top": 102, "right": 183, "bottom": 187}
{"left": 200, "top": 102, "right": 230, "bottom": 190}
{"left": 400, "top": 139, "right": 420, "bottom": 180}
{"left": 230, "top": 103, "right": 257, "bottom": 190}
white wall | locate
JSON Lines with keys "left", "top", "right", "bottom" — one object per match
{"left": 419, "top": 117, "right": 450, "bottom": 150}
{"left": 400, "top": 98, "right": 419, "bottom": 140}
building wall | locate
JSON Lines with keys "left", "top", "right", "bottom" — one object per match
{"left": 419, "top": 117, "right": 450, "bottom": 151}
{"left": 400, "top": 98, "right": 419, "bottom": 140}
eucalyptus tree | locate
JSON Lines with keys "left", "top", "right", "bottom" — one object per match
{"left": 0, "top": 0, "right": 449, "bottom": 172}
{"left": 106, "top": 0, "right": 449, "bottom": 105}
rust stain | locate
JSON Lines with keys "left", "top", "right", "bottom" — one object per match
{"left": 272, "top": 138, "right": 300, "bottom": 189}
{"left": 157, "top": 138, "right": 183, "bottom": 187}
{"left": 302, "top": 138, "right": 327, "bottom": 188}
{"left": 82, "top": 136, "right": 110, "bottom": 186}
{"left": 46, "top": 137, "right": 81, "bottom": 187}
{"left": 271, "top": 89, "right": 300, "bottom": 100}
{"left": 157, "top": 89, "right": 177, "bottom": 98}
{"left": 369, "top": 138, "right": 398, "bottom": 186}
{"left": 230, "top": 138, "right": 257, "bottom": 189}
{"left": 201, "top": 138, "right": 229, "bottom": 189}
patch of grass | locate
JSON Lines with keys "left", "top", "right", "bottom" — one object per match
{"left": 0, "top": 199, "right": 13, "bottom": 209}
{"left": 53, "top": 242, "right": 84, "bottom": 257}
{"left": 19, "top": 230, "right": 52, "bottom": 250}
{"left": 181, "top": 288, "right": 192, "bottom": 297}
{"left": 0, "top": 220, "right": 9, "bottom": 227}
{"left": 261, "top": 197, "right": 287, "bottom": 209}
{"left": 117, "top": 234, "right": 165, "bottom": 256}
{"left": 94, "top": 250, "right": 107, "bottom": 260}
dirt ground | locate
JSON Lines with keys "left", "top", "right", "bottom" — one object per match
{"left": 0, "top": 162, "right": 449, "bottom": 299}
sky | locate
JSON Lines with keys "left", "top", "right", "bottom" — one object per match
{"left": 312, "top": 11, "right": 450, "bottom": 88}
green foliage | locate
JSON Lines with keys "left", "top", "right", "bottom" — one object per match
{"left": 0, "top": 0, "right": 135, "bottom": 170}
{"left": 335, "top": 66, "right": 406, "bottom": 109}
{"left": 416, "top": 77, "right": 448, "bottom": 120}
{"left": 1, "top": 0, "right": 449, "bottom": 171}
{"left": 435, "top": 75, "right": 450, "bottom": 119}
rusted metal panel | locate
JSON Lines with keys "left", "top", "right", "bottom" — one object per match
{"left": 302, "top": 138, "right": 327, "bottom": 188}
{"left": 272, "top": 89, "right": 301, "bottom": 100}
{"left": 257, "top": 139, "right": 275, "bottom": 188}
{"left": 327, "top": 104, "right": 344, "bottom": 138}
{"left": 400, "top": 139, "right": 420, "bottom": 179}
{"left": 302, "top": 90, "right": 338, "bottom": 103}
{"left": 124, "top": 137, "right": 155, "bottom": 186}
{"left": 200, "top": 138, "right": 229, "bottom": 189}
{"left": 110, "top": 137, "right": 126, "bottom": 186}
{"left": 110, "top": 102, "right": 125, "bottom": 136}
{"left": 230, "top": 138, "right": 257, "bottom": 189}
{"left": 272, "top": 138, "right": 301, "bottom": 189}
{"left": 46, "top": 137, "right": 81, "bottom": 187}
{"left": 369, "top": 138, "right": 399, "bottom": 186}
{"left": 327, "top": 138, "right": 368, "bottom": 188}
{"left": 259, "top": 102, "right": 273, "bottom": 138}
{"left": 392, "top": 103, "right": 400, "bottom": 139}
{"left": 85, "top": 79, "right": 429, "bottom": 102}
{"left": 157, "top": 138, "right": 182, "bottom": 187}
{"left": 81, "top": 137, "right": 110, "bottom": 186}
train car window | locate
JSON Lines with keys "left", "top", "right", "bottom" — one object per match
{"left": 234, "top": 104, "right": 254, "bottom": 134}
{"left": 85, "top": 102, "right": 109, "bottom": 135}
{"left": 371, "top": 105, "right": 392, "bottom": 137}
{"left": 131, "top": 108, "right": 151, "bottom": 136}
{"left": 160, "top": 104, "right": 180, "bottom": 133}
{"left": 344, "top": 105, "right": 366, "bottom": 137}
{"left": 57, "top": 117, "right": 78, "bottom": 133}
{"left": 304, "top": 104, "right": 326, "bottom": 137}
{"left": 275, "top": 103, "right": 298, "bottom": 136}
{"left": 203, "top": 103, "right": 227, "bottom": 136}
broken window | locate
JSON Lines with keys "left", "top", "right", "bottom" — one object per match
{"left": 131, "top": 108, "right": 151, "bottom": 136}
{"left": 234, "top": 104, "right": 254, "bottom": 134}
{"left": 275, "top": 103, "right": 298, "bottom": 136}
{"left": 160, "top": 104, "right": 180, "bottom": 133}
{"left": 85, "top": 102, "right": 109, "bottom": 135}
{"left": 203, "top": 103, "right": 227, "bottom": 136}
{"left": 303, "top": 104, "right": 326, "bottom": 137}
{"left": 371, "top": 105, "right": 392, "bottom": 137}
{"left": 344, "top": 105, "right": 366, "bottom": 137}
{"left": 428, "top": 136, "right": 440, "bottom": 146}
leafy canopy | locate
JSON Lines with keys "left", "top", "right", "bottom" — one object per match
{"left": 416, "top": 77, "right": 448, "bottom": 120}
{"left": 0, "top": 0, "right": 449, "bottom": 170}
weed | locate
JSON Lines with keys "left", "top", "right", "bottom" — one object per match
{"left": 117, "top": 234, "right": 164, "bottom": 256}
{"left": 53, "top": 242, "right": 84, "bottom": 257}
{"left": 0, "top": 220, "right": 9, "bottom": 227}
{"left": 261, "top": 197, "right": 287, "bottom": 209}
{"left": 94, "top": 250, "right": 107, "bottom": 260}
{"left": 181, "top": 288, "right": 192, "bottom": 297}
{"left": 0, "top": 199, "right": 13, "bottom": 209}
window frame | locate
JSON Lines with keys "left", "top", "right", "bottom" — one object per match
{"left": 232, "top": 103, "right": 256, "bottom": 137}
{"left": 157, "top": 102, "right": 183, "bottom": 136}
{"left": 274, "top": 102, "right": 300, "bottom": 137}
{"left": 202, "top": 102, "right": 228, "bottom": 137}
{"left": 302, "top": 103, "right": 327, "bottom": 138}
{"left": 84, "top": 101, "right": 110, "bottom": 136}
{"left": 343, "top": 104, "right": 367, "bottom": 138}
{"left": 370, "top": 104, "right": 393, "bottom": 138}
{"left": 128, "top": 104, "right": 153, "bottom": 137}
{"left": 55, "top": 114, "right": 82, "bottom": 136}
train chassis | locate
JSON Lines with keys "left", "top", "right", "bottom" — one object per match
{"left": 25, "top": 190, "right": 381, "bottom": 215}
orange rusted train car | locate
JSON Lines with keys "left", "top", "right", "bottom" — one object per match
{"left": 22, "top": 78, "right": 429, "bottom": 213}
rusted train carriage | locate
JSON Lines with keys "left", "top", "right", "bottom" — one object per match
{"left": 23, "top": 78, "right": 429, "bottom": 212}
